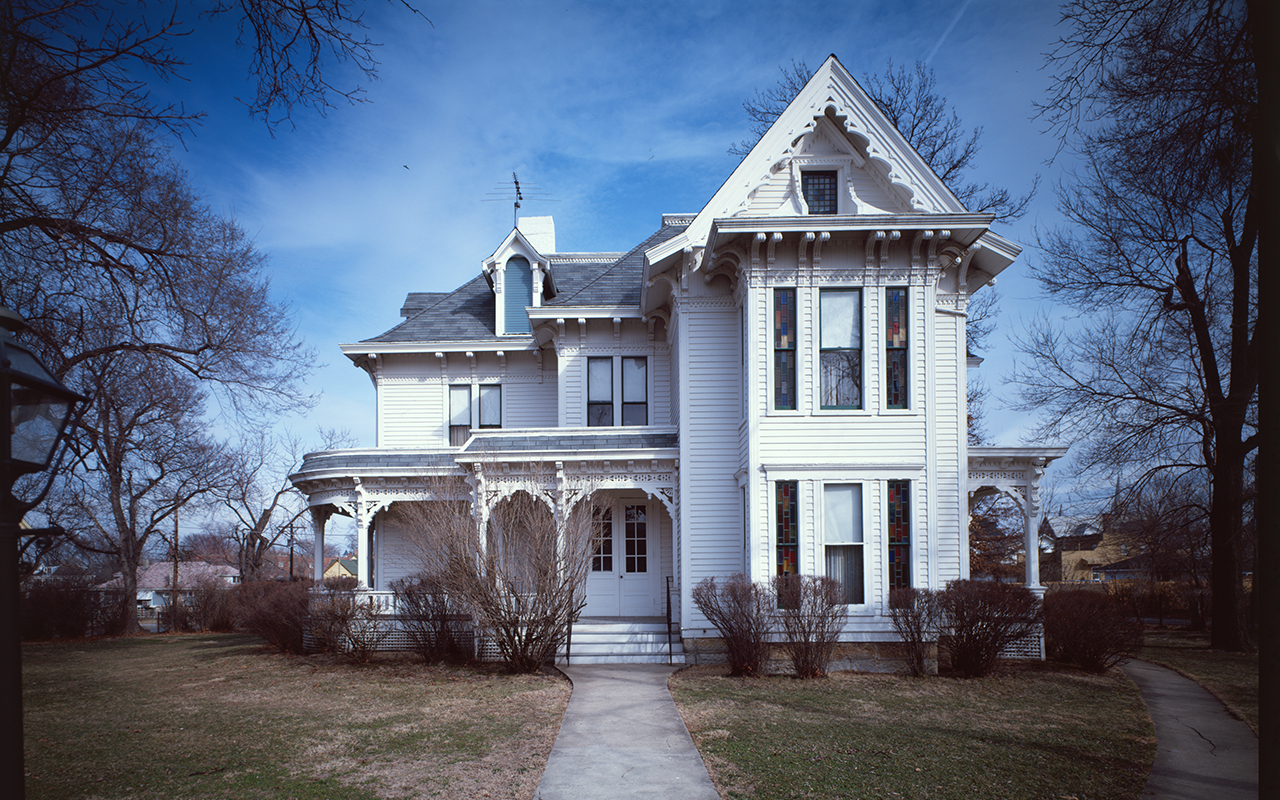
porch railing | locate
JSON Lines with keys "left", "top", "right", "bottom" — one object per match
{"left": 666, "top": 575, "right": 675, "bottom": 665}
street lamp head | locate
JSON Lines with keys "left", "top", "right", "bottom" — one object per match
{"left": 0, "top": 307, "right": 85, "bottom": 478}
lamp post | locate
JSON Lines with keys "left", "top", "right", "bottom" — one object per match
{"left": 0, "top": 307, "right": 86, "bottom": 800}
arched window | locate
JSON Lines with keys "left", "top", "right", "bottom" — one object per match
{"left": 504, "top": 256, "right": 532, "bottom": 334}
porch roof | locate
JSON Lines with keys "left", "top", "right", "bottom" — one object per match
{"left": 456, "top": 427, "right": 679, "bottom": 462}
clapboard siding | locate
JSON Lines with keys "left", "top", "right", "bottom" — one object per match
{"left": 379, "top": 378, "right": 444, "bottom": 448}
{"left": 679, "top": 300, "right": 743, "bottom": 627}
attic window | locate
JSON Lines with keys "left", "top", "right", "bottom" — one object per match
{"left": 802, "top": 171, "right": 838, "bottom": 215}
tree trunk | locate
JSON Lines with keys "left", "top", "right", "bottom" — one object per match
{"left": 1209, "top": 437, "right": 1249, "bottom": 651}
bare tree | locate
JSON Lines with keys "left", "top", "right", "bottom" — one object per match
{"left": 215, "top": 428, "right": 354, "bottom": 582}
{"left": 729, "top": 59, "right": 1036, "bottom": 223}
{"left": 1021, "top": 0, "right": 1256, "bottom": 651}
{"left": 397, "top": 469, "right": 602, "bottom": 673}
{"left": 45, "top": 352, "right": 235, "bottom": 633}
{"left": 968, "top": 494, "right": 1026, "bottom": 583}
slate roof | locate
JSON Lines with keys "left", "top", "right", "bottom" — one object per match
{"left": 364, "top": 221, "right": 688, "bottom": 344}
{"left": 99, "top": 562, "right": 239, "bottom": 591}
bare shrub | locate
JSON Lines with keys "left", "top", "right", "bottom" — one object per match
{"left": 391, "top": 574, "right": 471, "bottom": 663}
{"left": 938, "top": 580, "right": 1041, "bottom": 678}
{"left": 888, "top": 586, "right": 941, "bottom": 677}
{"left": 344, "top": 597, "right": 393, "bottom": 663}
{"left": 691, "top": 574, "right": 773, "bottom": 677}
{"left": 396, "top": 468, "right": 600, "bottom": 674}
{"left": 773, "top": 575, "right": 846, "bottom": 678}
{"left": 21, "top": 579, "right": 98, "bottom": 640}
{"left": 1045, "top": 589, "right": 1143, "bottom": 673}
{"left": 160, "top": 599, "right": 193, "bottom": 632}
{"left": 189, "top": 579, "right": 238, "bottom": 632}
{"left": 309, "top": 577, "right": 359, "bottom": 653}
{"left": 236, "top": 580, "right": 309, "bottom": 653}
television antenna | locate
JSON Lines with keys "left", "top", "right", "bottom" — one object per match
{"left": 484, "top": 172, "right": 557, "bottom": 227}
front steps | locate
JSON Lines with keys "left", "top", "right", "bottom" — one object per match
{"left": 558, "top": 617, "right": 684, "bottom": 665}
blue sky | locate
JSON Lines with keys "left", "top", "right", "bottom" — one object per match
{"left": 160, "top": 0, "right": 1074, "bottom": 453}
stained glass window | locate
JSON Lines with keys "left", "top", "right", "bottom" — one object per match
{"left": 776, "top": 481, "right": 798, "bottom": 577}
{"left": 886, "top": 288, "right": 909, "bottom": 409}
{"left": 887, "top": 480, "right": 911, "bottom": 589}
{"left": 820, "top": 289, "right": 862, "bottom": 408}
{"left": 802, "top": 171, "right": 838, "bottom": 215}
{"left": 774, "top": 289, "right": 796, "bottom": 410}
{"left": 625, "top": 505, "right": 647, "bottom": 573}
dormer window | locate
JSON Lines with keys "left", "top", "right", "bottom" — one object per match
{"left": 504, "top": 256, "right": 533, "bottom": 334}
{"left": 802, "top": 171, "right": 838, "bottom": 214}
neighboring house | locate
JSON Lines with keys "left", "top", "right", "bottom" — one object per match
{"left": 323, "top": 557, "right": 358, "bottom": 582}
{"left": 1043, "top": 515, "right": 1120, "bottom": 583}
{"left": 289, "top": 56, "right": 1063, "bottom": 663}
{"left": 99, "top": 562, "right": 239, "bottom": 612}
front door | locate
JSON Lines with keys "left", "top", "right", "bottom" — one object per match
{"left": 584, "top": 502, "right": 655, "bottom": 616}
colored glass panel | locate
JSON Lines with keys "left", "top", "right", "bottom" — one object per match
{"left": 886, "top": 288, "right": 908, "bottom": 408}
{"left": 776, "top": 481, "right": 798, "bottom": 576}
{"left": 774, "top": 289, "right": 796, "bottom": 410}
{"left": 887, "top": 480, "right": 911, "bottom": 589}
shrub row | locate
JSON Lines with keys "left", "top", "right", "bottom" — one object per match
{"left": 692, "top": 574, "right": 848, "bottom": 678}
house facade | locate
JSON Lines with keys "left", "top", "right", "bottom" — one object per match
{"left": 289, "top": 56, "right": 1061, "bottom": 662}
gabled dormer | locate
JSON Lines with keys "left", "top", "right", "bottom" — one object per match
{"left": 482, "top": 216, "right": 557, "bottom": 336}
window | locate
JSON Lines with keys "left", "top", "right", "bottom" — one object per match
{"left": 819, "top": 289, "right": 862, "bottom": 409}
{"left": 591, "top": 506, "right": 613, "bottom": 571}
{"left": 887, "top": 480, "right": 910, "bottom": 589}
{"left": 802, "top": 171, "right": 838, "bottom": 214}
{"left": 774, "top": 289, "right": 796, "bottom": 410}
{"left": 622, "top": 356, "right": 647, "bottom": 426}
{"left": 587, "top": 357, "right": 613, "bottom": 426}
{"left": 823, "top": 484, "right": 864, "bottom": 604}
{"left": 886, "top": 288, "right": 909, "bottom": 409}
{"left": 504, "top": 256, "right": 532, "bottom": 334}
{"left": 479, "top": 384, "right": 501, "bottom": 428}
{"left": 449, "top": 385, "right": 471, "bottom": 446}
{"left": 625, "top": 505, "right": 647, "bottom": 572}
{"left": 776, "top": 481, "right": 798, "bottom": 577}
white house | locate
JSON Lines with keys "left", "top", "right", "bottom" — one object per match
{"left": 289, "top": 56, "right": 1063, "bottom": 664}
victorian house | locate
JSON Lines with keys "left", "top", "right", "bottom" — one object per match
{"left": 289, "top": 56, "right": 1063, "bottom": 664}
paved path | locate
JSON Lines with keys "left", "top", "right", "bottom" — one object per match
{"left": 1123, "top": 659, "right": 1258, "bottom": 799}
{"left": 533, "top": 664, "right": 720, "bottom": 800}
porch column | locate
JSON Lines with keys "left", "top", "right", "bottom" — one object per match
{"left": 310, "top": 506, "right": 332, "bottom": 582}
{"left": 355, "top": 511, "right": 371, "bottom": 589}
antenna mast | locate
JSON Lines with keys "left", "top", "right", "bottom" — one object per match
{"left": 484, "top": 174, "right": 558, "bottom": 227}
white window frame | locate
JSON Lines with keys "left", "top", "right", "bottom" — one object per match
{"left": 822, "top": 483, "right": 869, "bottom": 609}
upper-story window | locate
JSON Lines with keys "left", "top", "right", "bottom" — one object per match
{"left": 819, "top": 289, "right": 861, "bottom": 409}
{"left": 802, "top": 171, "right": 838, "bottom": 214}
{"left": 621, "top": 357, "right": 647, "bottom": 425}
{"left": 588, "top": 356, "right": 648, "bottom": 426}
{"left": 449, "top": 385, "right": 471, "bottom": 446}
{"left": 773, "top": 288, "right": 797, "bottom": 410}
{"left": 504, "top": 257, "right": 532, "bottom": 334}
{"left": 587, "top": 357, "right": 613, "bottom": 426}
{"left": 885, "top": 288, "right": 909, "bottom": 409}
{"left": 479, "top": 384, "right": 502, "bottom": 428}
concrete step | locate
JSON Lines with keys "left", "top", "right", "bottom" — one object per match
{"left": 558, "top": 619, "right": 683, "bottom": 665}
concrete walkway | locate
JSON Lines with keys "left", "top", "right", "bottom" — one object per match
{"left": 533, "top": 664, "right": 720, "bottom": 800}
{"left": 1123, "top": 659, "right": 1258, "bottom": 799}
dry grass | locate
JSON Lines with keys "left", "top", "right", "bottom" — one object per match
{"left": 24, "top": 633, "right": 569, "bottom": 800}
{"left": 670, "top": 661, "right": 1155, "bottom": 800}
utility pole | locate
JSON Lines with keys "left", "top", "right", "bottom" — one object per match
{"left": 170, "top": 501, "right": 179, "bottom": 632}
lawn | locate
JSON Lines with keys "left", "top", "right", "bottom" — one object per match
{"left": 1138, "top": 627, "right": 1259, "bottom": 733}
{"left": 669, "top": 662, "right": 1155, "bottom": 800}
{"left": 23, "top": 633, "right": 569, "bottom": 800}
